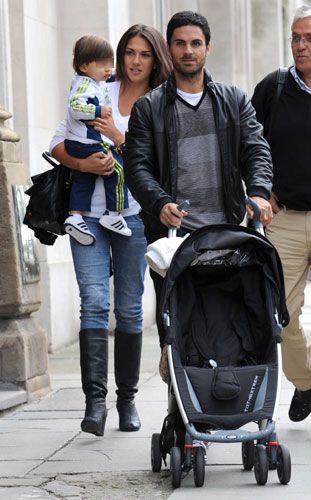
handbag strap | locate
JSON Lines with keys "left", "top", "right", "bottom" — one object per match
{"left": 42, "top": 151, "right": 60, "bottom": 168}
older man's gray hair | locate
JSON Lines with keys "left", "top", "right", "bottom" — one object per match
{"left": 291, "top": 4, "right": 311, "bottom": 28}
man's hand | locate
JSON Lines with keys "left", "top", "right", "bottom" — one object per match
{"left": 78, "top": 150, "right": 114, "bottom": 176}
{"left": 160, "top": 203, "right": 188, "bottom": 228}
{"left": 246, "top": 196, "right": 273, "bottom": 225}
{"left": 269, "top": 191, "right": 282, "bottom": 214}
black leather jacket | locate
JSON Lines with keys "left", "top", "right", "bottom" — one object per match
{"left": 125, "top": 71, "right": 272, "bottom": 242}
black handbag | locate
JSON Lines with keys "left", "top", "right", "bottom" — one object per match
{"left": 23, "top": 152, "right": 72, "bottom": 245}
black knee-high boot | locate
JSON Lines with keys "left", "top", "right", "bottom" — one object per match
{"left": 114, "top": 330, "right": 142, "bottom": 431}
{"left": 79, "top": 328, "right": 108, "bottom": 436}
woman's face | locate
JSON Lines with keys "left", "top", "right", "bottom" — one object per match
{"left": 123, "top": 35, "right": 155, "bottom": 85}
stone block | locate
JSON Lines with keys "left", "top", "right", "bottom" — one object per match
{"left": 0, "top": 417, "right": 80, "bottom": 432}
{"left": 0, "top": 317, "right": 49, "bottom": 393}
{"left": 0, "top": 141, "right": 21, "bottom": 164}
{"left": 0, "top": 487, "right": 58, "bottom": 499}
{"left": 26, "top": 374, "right": 50, "bottom": 399}
{"left": 0, "top": 155, "right": 41, "bottom": 316}
{"left": 0, "top": 110, "right": 49, "bottom": 403}
{"left": 0, "top": 430, "right": 76, "bottom": 460}
{"left": 0, "top": 461, "right": 42, "bottom": 478}
{"left": 9, "top": 410, "right": 83, "bottom": 420}
{"left": 0, "top": 386, "right": 27, "bottom": 410}
{"left": 24, "top": 387, "right": 83, "bottom": 411}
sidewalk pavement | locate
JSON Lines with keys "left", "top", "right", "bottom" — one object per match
{"left": 1, "top": 292, "right": 311, "bottom": 499}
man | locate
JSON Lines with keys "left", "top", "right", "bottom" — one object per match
{"left": 124, "top": 11, "right": 273, "bottom": 347}
{"left": 252, "top": 5, "right": 311, "bottom": 422}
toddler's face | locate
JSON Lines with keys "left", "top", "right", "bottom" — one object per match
{"left": 80, "top": 58, "right": 114, "bottom": 81}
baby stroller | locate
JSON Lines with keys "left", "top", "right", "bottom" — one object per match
{"left": 151, "top": 207, "right": 291, "bottom": 489}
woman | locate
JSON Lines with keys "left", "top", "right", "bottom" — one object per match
{"left": 50, "top": 25, "right": 172, "bottom": 436}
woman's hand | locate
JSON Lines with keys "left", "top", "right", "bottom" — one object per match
{"left": 88, "top": 116, "right": 124, "bottom": 146}
{"left": 51, "top": 143, "right": 114, "bottom": 176}
{"left": 78, "top": 150, "right": 115, "bottom": 176}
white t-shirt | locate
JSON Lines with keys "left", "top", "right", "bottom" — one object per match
{"left": 49, "top": 80, "right": 140, "bottom": 218}
{"left": 176, "top": 88, "right": 203, "bottom": 106}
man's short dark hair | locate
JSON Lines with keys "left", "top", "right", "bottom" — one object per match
{"left": 166, "top": 11, "right": 211, "bottom": 46}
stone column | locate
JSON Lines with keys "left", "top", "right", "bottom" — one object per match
{"left": 251, "top": 0, "right": 284, "bottom": 91}
{"left": 0, "top": 107, "right": 50, "bottom": 409}
{"left": 198, "top": 0, "right": 253, "bottom": 93}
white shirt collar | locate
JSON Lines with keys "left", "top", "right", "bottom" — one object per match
{"left": 290, "top": 66, "right": 311, "bottom": 94}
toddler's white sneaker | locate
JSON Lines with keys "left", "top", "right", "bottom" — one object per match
{"left": 64, "top": 215, "right": 96, "bottom": 245}
{"left": 99, "top": 211, "right": 132, "bottom": 237}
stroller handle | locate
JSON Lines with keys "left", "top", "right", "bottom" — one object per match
{"left": 168, "top": 227, "right": 177, "bottom": 238}
{"left": 168, "top": 200, "right": 190, "bottom": 239}
{"left": 245, "top": 197, "right": 264, "bottom": 234}
{"left": 168, "top": 198, "right": 264, "bottom": 236}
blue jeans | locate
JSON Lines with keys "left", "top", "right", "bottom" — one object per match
{"left": 70, "top": 215, "right": 147, "bottom": 333}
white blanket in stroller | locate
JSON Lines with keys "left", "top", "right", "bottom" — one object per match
{"left": 145, "top": 234, "right": 189, "bottom": 276}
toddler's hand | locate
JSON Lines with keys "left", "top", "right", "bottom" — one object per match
{"left": 101, "top": 106, "right": 112, "bottom": 119}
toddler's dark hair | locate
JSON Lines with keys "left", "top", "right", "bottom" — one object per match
{"left": 73, "top": 34, "right": 114, "bottom": 74}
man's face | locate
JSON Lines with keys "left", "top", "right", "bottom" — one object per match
{"left": 168, "top": 25, "right": 210, "bottom": 78}
{"left": 291, "top": 17, "right": 311, "bottom": 76}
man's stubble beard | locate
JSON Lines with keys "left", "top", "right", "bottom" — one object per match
{"left": 173, "top": 57, "right": 206, "bottom": 79}
{"left": 175, "top": 67, "right": 204, "bottom": 78}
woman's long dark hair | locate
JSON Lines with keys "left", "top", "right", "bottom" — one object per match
{"left": 116, "top": 24, "right": 172, "bottom": 88}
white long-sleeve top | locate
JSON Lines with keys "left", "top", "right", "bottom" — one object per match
{"left": 66, "top": 74, "right": 113, "bottom": 145}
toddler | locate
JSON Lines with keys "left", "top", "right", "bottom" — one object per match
{"left": 64, "top": 34, "right": 131, "bottom": 245}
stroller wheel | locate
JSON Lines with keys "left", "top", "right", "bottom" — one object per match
{"left": 151, "top": 433, "right": 162, "bottom": 472}
{"left": 170, "top": 446, "right": 182, "bottom": 488}
{"left": 276, "top": 444, "right": 291, "bottom": 485}
{"left": 254, "top": 444, "right": 269, "bottom": 485}
{"left": 242, "top": 441, "right": 255, "bottom": 470}
{"left": 193, "top": 446, "right": 205, "bottom": 487}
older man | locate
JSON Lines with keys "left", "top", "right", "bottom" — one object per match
{"left": 125, "top": 10, "right": 273, "bottom": 347}
{"left": 252, "top": 5, "right": 311, "bottom": 422}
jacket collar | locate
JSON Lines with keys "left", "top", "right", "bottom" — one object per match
{"left": 165, "top": 69, "right": 213, "bottom": 103}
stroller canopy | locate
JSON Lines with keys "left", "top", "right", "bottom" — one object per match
{"left": 160, "top": 224, "right": 289, "bottom": 349}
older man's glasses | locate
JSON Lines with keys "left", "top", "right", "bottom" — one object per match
{"left": 290, "top": 33, "right": 311, "bottom": 45}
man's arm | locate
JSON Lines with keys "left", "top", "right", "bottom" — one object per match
{"left": 237, "top": 88, "right": 273, "bottom": 223}
{"left": 124, "top": 98, "right": 173, "bottom": 217}
{"left": 251, "top": 80, "right": 266, "bottom": 127}
{"left": 251, "top": 70, "right": 277, "bottom": 134}
{"left": 238, "top": 89, "right": 273, "bottom": 197}
{"left": 252, "top": 73, "right": 282, "bottom": 216}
